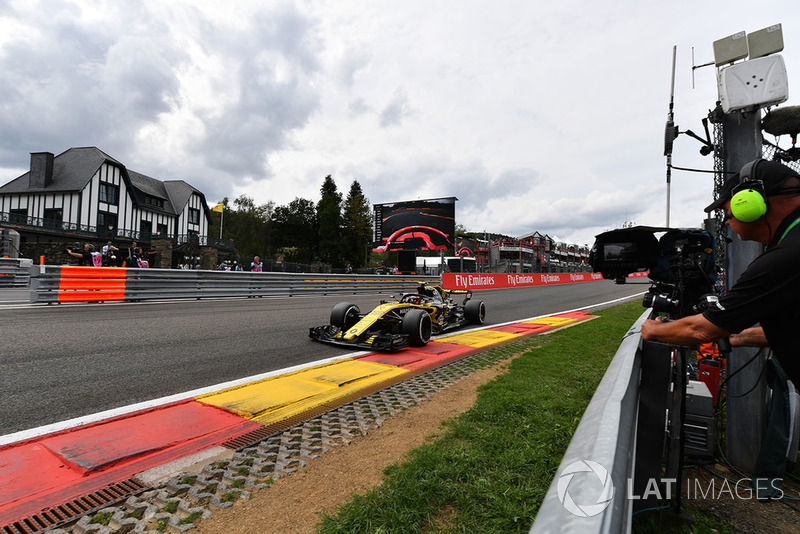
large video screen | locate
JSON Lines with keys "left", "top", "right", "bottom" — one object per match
{"left": 455, "top": 236, "right": 475, "bottom": 257}
{"left": 373, "top": 197, "right": 456, "bottom": 252}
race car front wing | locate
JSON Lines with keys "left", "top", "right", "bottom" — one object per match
{"left": 309, "top": 325, "right": 411, "bottom": 351}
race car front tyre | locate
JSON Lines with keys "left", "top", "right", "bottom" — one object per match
{"left": 465, "top": 300, "right": 486, "bottom": 324}
{"left": 401, "top": 309, "right": 432, "bottom": 346}
{"left": 330, "top": 302, "right": 361, "bottom": 329}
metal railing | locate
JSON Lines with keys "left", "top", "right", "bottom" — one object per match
{"left": 29, "top": 266, "right": 439, "bottom": 303}
{"left": 530, "top": 309, "right": 650, "bottom": 533}
{"left": 1, "top": 212, "right": 234, "bottom": 251}
{"left": 0, "top": 258, "right": 32, "bottom": 287}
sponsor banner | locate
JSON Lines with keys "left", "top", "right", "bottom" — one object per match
{"left": 443, "top": 272, "right": 606, "bottom": 290}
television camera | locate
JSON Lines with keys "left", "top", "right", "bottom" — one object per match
{"left": 591, "top": 226, "right": 725, "bottom": 511}
{"left": 589, "top": 226, "right": 717, "bottom": 318}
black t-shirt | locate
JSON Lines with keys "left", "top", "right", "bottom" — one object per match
{"left": 703, "top": 207, "right": 800, "bottom": 385}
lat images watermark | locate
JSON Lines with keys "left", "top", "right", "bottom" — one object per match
{"left": 557, "top": 459, "right": 785, "bottom": 517}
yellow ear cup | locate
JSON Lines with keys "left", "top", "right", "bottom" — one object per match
{"left": 730, "top": 188, "right": 767, "bottom": 222}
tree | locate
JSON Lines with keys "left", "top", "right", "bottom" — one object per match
{"left": 271, "top": 197, "right": 317, "bottom": 263}
{"left": 317, "top": 175, "right": 343, "bottom": 267}
{"left": 342, "top": 180, "right": 373, "bottom": 269}
{"left": 208, "top": 195, "right": 274, "bottom": 259}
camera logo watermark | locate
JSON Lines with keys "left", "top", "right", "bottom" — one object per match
{"left": 557, "top": 460, "right": 614, "bottom": 517}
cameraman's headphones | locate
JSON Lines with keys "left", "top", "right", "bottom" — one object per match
{"left": 729, "top": 159, "right": 768, "bottom": 223}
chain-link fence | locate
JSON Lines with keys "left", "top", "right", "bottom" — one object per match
{"left": 708, "top": 106, "right": 800, "bottom": 274}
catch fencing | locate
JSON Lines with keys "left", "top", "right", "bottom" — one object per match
{"left": 28, "top": 265, "right": 439, "bottom": 304}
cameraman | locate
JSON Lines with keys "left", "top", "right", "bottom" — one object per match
{"left": 641, "top": 159, "right": 800, "bottom": 386}
{"left": 66, "top": 243, "right": 99, "bottom": 267}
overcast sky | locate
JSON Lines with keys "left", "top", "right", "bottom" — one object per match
{"left": 1, "top": 1, "right": 799, "bottom": 246}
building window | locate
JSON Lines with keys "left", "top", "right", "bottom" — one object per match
{"left": 99, "top": 183, "right": 119, "bottom": 205}
{"left": 43, "top": 208, "right": 63, "bottom": 229}
{"left": 140, "top": 220, "right": 153, "bottom": 239}
{"left": 188, "top": 208, "right": 200, "bottom": 225}
{"left": 98, "top": 211, "right": 118, "bottom": 235}
{"left": 156, "top": 223, "right": 168, "bottom": 236}
{"left": 146, "top": 195, "right": 164, "bottom": 209}
{"left": 9, "top": 208, "right": 27, "bottom": 224}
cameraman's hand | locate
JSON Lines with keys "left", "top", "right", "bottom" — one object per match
{"left": 640, "top": 317, "right": 665, "bottom": 341}
{"left": 729, "top": 327, "right": 769, "bottom": 348}
{"left": 641, "top": 313, "right": 730, "bottom": 346}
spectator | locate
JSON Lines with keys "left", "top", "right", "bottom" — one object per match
{"left": 66, "top": 243, "right": 101, "bottom": 266}
{"left": 124, "top": 242, "right": 140, "bottom": 267}
{"left": 251, "top": 255, "right": 263, "bottom": 272}
{"left": 102, "top": 240, "right": 119, "bottom": 266}
{"left": 137, "top": 249, "right": 149, "bottom": 268}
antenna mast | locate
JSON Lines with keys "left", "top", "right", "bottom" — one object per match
{"left": 664, "top": 45, "right": 678, "bottom": 227}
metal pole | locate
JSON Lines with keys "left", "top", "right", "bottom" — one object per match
{"left": 665, "top": 45, "right": 677, "bottom": 227}
{"left": 723, "top": 109, "right": 766, "bottom": 473}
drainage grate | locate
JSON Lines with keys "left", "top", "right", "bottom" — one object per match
{"left": 0, "top": 478, "right": 146, "bottom": 534}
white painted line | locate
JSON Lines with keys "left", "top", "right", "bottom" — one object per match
{"left": 0, "top": 349, "right": 370, "bottom": 447}
{"left": 0, "top": 292, "right": 645, "bottom": 447}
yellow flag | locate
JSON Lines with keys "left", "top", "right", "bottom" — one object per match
{"left": 212, "top": 202, "right": 224, "bottom": 213}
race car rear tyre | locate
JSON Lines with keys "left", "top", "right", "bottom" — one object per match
{"left": 330, "top": 302, "right": 361, "bottom": 329}
{"left": 465, "top": 300, "right": 486, "bottom": 324}
{"left": 401, "top": 309, "right": 432, "bottom": 346}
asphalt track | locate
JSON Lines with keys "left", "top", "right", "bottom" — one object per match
{"left": 0, "top": 280, "right": 648, "bottom": 529}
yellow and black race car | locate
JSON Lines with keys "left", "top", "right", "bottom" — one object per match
{"left": 309, "top": 283, "right": 486, "bottom": 351}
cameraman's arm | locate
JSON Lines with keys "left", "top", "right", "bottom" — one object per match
{"left": 641, "top": 314, "right": 729, "bottom": 346}
{"left": 730, "top": 327, "right": 768, "bottom": 347}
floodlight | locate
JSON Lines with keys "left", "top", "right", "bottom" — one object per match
{"left": 748, "top": 24, "right": 784, "bottom": 59}
{"left": 713, "top": 31, "right": 748, "bottom": 66}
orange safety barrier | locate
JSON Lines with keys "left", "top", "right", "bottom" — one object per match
{"left": 57, "top": 267, "right": 128, "bottom": 303}
{"left": 59, "top": 266, "right": 127, "bottom": 278}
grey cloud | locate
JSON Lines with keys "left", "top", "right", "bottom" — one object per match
{"left": 348, "top": 97, "right": 372, "bottom": 117}
{"left": 334, "top": 46, "right": 370, "bottom": 89}
{"left": 0, "top": 1, "right": 325, "bottom": 203}
{"left": 379, "top": 91, "right": 411, "bottom": 127}
{"left": 194, "top": 8, "right": 322, "bottom": 182}
{"left": 0, "top": 3, "right": 182, "bottom": 167}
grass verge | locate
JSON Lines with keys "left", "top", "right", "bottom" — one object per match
{"left": 316, "top": 300, "right": 645, "bottom": 533}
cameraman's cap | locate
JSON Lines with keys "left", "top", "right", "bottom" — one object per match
{"left": 704, "top": 159, "right": 800, "bottom": 212}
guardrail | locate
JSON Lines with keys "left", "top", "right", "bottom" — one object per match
{"left": 29, "top": 265, "right": 439, "bottom": 303}
{"left": 0, "top": 258, "right": 32, "bottom": 287}
{"left": 530, "top": 309, "right": 651, "bottom": 533}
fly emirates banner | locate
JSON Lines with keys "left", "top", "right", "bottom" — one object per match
{"left": 442, "top": 272, "right": 635, "bottom": 290}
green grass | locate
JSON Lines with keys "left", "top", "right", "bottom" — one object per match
{"left": 316, "top": 301, "right": 646, "bottom": 533}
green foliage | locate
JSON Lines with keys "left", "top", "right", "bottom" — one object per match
{"left": 272, "top": 197, "right": 317, "bottom": 263}
{"left": 90, "top": 511, "right": 113, "bottom": 525}
{"left": 317, "top": 175, "right": 344, "bottom": 266}
{"left": 342, "top": 180, "right": 373, "bottom": 269}
{"left": 208, "top": 175, "right": 374, "bottom": 268}
{"left": 208, "top": 195, "right": 274, "bottom": 259}
{"left": 179, "top": 511, "right": 203, "bottom": 525}
{"left": 161, "top": 500, "right": 178, "bottom": 513}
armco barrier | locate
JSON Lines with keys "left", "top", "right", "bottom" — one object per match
{"left": 530, "top": 309, "right": 650, "bottom": 533}
{"left": 0, "top": 258, "right": 32, "bottom": 287}
{"left": 29, "top": 266, "right": 439, "bottom": 303}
